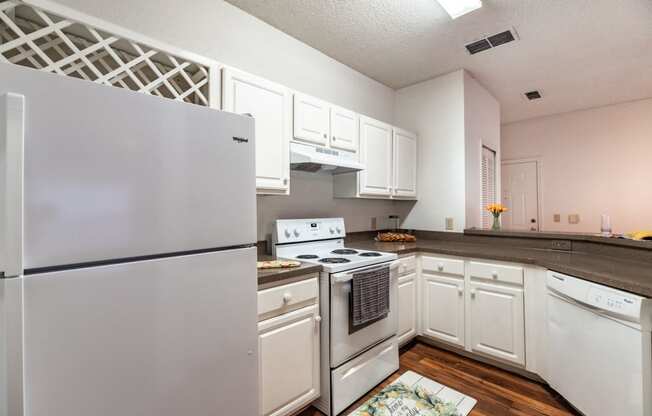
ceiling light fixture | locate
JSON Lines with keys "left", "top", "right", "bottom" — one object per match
{"left": 436, "top": 0, "right": 482, "bottom": 19}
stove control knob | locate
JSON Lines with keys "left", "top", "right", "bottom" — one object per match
{"left": 336, "top": 227, "right": 342, "bottom": 234}
{"left": 329, "top": 227, "right": 335, "bottom": 234}
{"left": 293, "top": 228, "right": 301, "bottom": 237}
{"left": 284, "top": 229, "right": 291, "bottom": 238}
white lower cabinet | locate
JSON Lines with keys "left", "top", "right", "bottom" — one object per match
{"left": 258, "top": 278, "right": 320, "bottom": 416}
{"left": 397, "top": 273, "right": 417, "bottom": 345}
{"left": 418, "top": 256, "right": 527, "bottom": 367}
{"left": 422, "top": 273, "right": 465, "bottom": 347}
{"left": 467, "top": 281, "right": 525, "bottom": 366}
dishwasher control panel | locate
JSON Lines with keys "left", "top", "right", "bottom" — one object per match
{"left": 587, "top": 287, "right": 640, "bottom": 317}
{"left": 548, "top": 271, "right": 644, "bottom": 322}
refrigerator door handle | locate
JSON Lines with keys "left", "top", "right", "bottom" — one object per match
{"left": 1, "top": 93, "right": 25, "bottom": 278}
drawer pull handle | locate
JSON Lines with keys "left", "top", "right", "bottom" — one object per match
{"left": 282, "top": 293, "right": 292, "bottom": 304}
{"left": 437, "top": 263, "right": 444, "bottom": 272}
{"left": 491, "top": 271, "right": 498, "bottom": 279}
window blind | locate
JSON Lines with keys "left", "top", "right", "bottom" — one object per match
{"left": 481, "top": 146, "right": 496, "bottom": 229}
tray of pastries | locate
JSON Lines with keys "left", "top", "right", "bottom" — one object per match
{"left": 376, "top": 232, "right": 417, "bottom": 242}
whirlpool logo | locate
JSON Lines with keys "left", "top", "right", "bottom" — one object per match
{"left": 232, "top": 136, "right": 249, "bottom": 143}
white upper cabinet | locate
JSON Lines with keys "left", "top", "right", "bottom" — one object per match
{"left": 392, "top": 128, "right": 417, "bottom": 199}
{"left": 359, "top": 116, "right": 393, "bottom": 197}
{"left": 222, "top": 68, "right": 291, "bottom": 195}
{"left": 293, "top": 93, "right": 330, "bottom": 146}
{"left": 330, "top": 105, "right": 359, "bottom": 152}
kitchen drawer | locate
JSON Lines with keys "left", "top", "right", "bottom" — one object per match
{"left": 468, "top": 261, "right": 523, "bottom": 285}
{"left": 398, "top": 255, "right": 416, "bottom": 276}
{"left": 421, "top": 256, "right": 464, "bottom": 277}
{"left": 258, "top": 276, "right": 319, "bottom": 320}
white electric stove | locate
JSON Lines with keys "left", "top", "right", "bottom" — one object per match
{"left": 272, "top": 218, "right": 400, "bottom": 415}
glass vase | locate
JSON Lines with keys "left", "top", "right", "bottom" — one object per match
{"left": 491, "top": 214, "right": 501, "bottom": 231}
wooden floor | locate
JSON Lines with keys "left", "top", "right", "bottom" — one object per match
{"left": 299, "top": 342, "right": 578, "bottom": 416}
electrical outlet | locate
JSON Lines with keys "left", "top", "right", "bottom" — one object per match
{"left": 551, "top": 240, "right": 571, "bottom": 251}
{"left": 568, "top": 214, "right": 580, "bottom": 225}
{"left": 371, "top": 217, "right": 377, "bottom": 230}
{"left": 445, "top": 217, "right": 454, "bottom": 231}
{"left": 553, "top": 214, "right": 561, "bottom": 223}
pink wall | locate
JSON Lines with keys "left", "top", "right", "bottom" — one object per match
{"left": 502, "top": 98, "right": 652, "bottom": 234}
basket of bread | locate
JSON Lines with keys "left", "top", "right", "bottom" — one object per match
{"left": 375, "top": 232, "right": 417, "bottom": 243}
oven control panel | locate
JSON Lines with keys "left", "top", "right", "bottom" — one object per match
{"left": 274, "top": 218, "right": 346, "bottom": 244}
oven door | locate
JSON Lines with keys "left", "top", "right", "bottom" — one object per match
{"left": 330, "top": 260, "right": 399, "bottom": 368}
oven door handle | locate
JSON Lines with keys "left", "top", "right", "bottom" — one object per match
{"left": 332, "top": 260, "right": 400, "bottom": 284}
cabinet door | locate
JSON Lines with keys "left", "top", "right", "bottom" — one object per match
{"left": 293, "top": 93, "right": 329, "bottom": 146}
{"left": 330, "top": 105, "right": 359, "bottom": 152}
{"left": 422, "top": 273, "right": 465, "bottom": 347}
{"left": 222, "top": 68, "right": 290, "bottom": 195}
{"left": 258, "top": 305, "right": 320, "bottom": 416}
{"left": 359, "top": 116, "right": 393, "bottom": 197}
{"left": 468, "top": 281, "right": 525, "bottom": 366}
{"left": 398, "top": 274, "right": 417, "bottom": 345}
{"left": 393, "top": 128, "right": 417, "bottom": 199}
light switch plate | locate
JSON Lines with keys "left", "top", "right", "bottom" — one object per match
{"left": 553, "top": 214, "right": 561, "bottom": 223}
{"left": 568, "top": 214, "right": 580, "bottom": 224}
{"left": 371, "top": 217, "right": 377, "bottom": 230}
{"left": 445, "top": 217, "right": 454, "bottom": 231}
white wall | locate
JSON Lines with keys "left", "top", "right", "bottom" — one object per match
{"left": 50, "top": 0, "right": 401, "bottom": 240}
{"left": 464, "top": 72, "right": 501, "bottom": 229}
{"left": 502, "top": 98, "right": 652, "bottom": 234}
{"left": 394, "top": 70, "right": 467, "bottom": 231}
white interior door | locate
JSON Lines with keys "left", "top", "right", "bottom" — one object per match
{"left": 501, "top": 161, "right": 539, "bottom": 231}
{"left": 293, "top": 93, "right": 329, "bottom": 146}
{"left": 393, "top": 128, "right": 417, "bottom": 199}
{"left": 330, "top": 105, "right": 359, "bottom": 152}
{"left": 359, "top": 116, "right": 393, "bottom": 197}
{"left": 222, "top": 68, "right": 290, "bottom": 195}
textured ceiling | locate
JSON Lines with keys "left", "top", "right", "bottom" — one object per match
{"left": 224, "top": 0, "right": 652, "bottom": 123}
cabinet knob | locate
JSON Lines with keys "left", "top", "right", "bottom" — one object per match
{"left": 332, "top": 136, "right": 337, "bottom": 141}
{"left": 323, "top": 133, "right": 327, "bottom": 138}
{"left": 470, "top": 289, "right": 476, "bottom": 298}
{"left": 282, "top": 293, "right": 292, "bottom": 304}
{"left": 491, "top": 271, "right": 498, "bottom": 279}
{"left": 457, "top": 287, "right": 463, "bottom": 296}
{"left": 315, "top": 316, "right": 322, "bottom": 323}
{"left": 283, "top": 178, "right": 288, "bottom": 185}
{"left": 437, "top": 263, "right": 444, "bottom": 272}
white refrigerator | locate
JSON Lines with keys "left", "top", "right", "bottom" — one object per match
{"left": 0, "top": 63, "right": 258, "bottom": 416}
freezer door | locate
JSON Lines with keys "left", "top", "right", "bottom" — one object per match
{"left": 21, "top": 247, "right": 258, "bottom": 416}
{"left": 0, "top": 63, "right": 256, "bottom": 270}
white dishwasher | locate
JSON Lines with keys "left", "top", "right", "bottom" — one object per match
{"left": 546, "top": 271, "right": 652, "bottom": 416}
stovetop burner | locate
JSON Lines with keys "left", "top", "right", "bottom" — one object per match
{"left": 359, "top": 252, "right": 382, "bottom": 257}
{"left": 331, "top": 249, "right": 359, "bottom": 255}
{"left": 296, "top": 254, "right": 319, "bottom": 259}
{"left": 319, "top": 257, "right": 351, "bottom": 264}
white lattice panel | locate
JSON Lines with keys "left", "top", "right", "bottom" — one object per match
{"left": 0, "top": 0, "right": 211, "bottom": 106}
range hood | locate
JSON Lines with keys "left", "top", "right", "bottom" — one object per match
{"left": 290, "top": 142, "right": 364, "bottom": 174}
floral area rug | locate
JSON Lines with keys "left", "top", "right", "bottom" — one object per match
{"left": 348, "top": 371, "right": 477, "bottom": 416}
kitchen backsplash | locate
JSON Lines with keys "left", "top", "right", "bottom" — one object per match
{"left": 256, "top": 171, "right": 415, "bottom": 241}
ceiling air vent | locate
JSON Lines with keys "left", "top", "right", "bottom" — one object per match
{"left": 465, "top": 39, "right": 492, "bottom": 55}
{"left": 524, "top": 90, "right": 542, "bottom": 100}
{"left": 465, "top": 28, "right": 519, "bottom": 55}
{"left": 488, "top": 30, "right": 515, "bottom": 47}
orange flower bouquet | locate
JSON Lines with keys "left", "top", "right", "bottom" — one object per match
{"left": 486, "top": 203, "right": 508, "bottom": 230}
